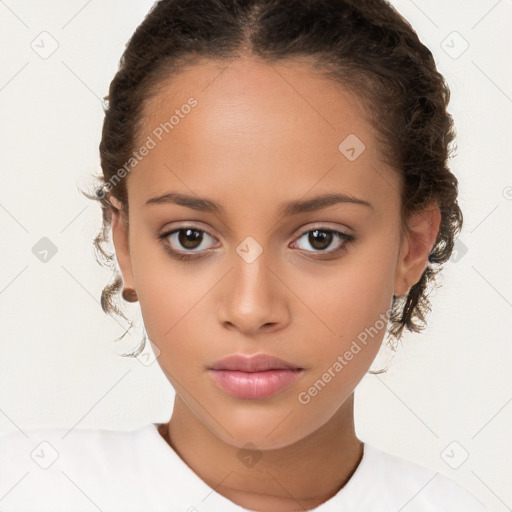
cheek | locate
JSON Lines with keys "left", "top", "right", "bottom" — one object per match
{"left": 300, "top": 237, "right": 398, "bottom": 380}
{"left": 127, "top": 226, "right": 193, "bottom": 339}
{"left": 296, "top": 305, "right": 385, "bottom": 425}
{"left": 134, "top": 262, "right": 220, "bottom": 373}
{"left": 137, "top": 282, "right": 204, "bottom": 357}
{"left": 291, "top": 316, "right": 382, "bottom": 438}
{"left": 305, "top": 251, "right": 396, "bottom": 340}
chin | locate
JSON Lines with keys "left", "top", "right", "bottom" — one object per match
{"left": 205, "top": 406, "right": 313, "bottom": 451}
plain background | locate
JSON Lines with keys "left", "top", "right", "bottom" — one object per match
{"left": 0, "top": 0, "right": 511, "bottom": 510}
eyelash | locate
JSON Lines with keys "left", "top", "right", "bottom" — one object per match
{"left": 157, "top": 225, "right": 355, "bottom": 262}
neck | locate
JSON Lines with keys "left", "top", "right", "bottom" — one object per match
{"left": 158, "top": 394, "right": 363, "bottom": 511}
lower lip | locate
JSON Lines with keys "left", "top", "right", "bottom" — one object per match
{"left": 208, "top": 369, "right": 303, "bottom": 399}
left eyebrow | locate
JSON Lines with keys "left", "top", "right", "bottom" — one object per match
{"left": 144, "top": 192, "right": 373, "bottom": 215}
{"left": 279, "top": 193, "right": 373, "bottom": 215}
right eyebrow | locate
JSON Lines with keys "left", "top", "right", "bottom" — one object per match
{"left": 145, "top": 192, "right": 223, "bottom": 213}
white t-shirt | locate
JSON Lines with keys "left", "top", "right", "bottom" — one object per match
{"left": 0, "top": 423, "right": 486, "bottom": 511}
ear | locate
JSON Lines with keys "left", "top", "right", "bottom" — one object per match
{"left": 394, "top": 204, "right": 441, "bottom": 297}
{"left": 109, "top": 196, "right": 136, "bottom": 290}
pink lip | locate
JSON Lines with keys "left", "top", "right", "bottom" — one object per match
{"left": 208, "top": 354, "right": 304, "bottom": 399}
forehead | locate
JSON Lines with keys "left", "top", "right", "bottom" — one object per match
{"left": 129, "top": 57, "right": 399, "bottom": 214}
{"left": 141, "top": 56, "right": 369, "bottom": 140}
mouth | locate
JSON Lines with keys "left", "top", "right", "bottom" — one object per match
{"left": 207, "top": 353, "right": 304, "bottom": 399}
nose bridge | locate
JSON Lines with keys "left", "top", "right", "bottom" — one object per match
{"left": 218, "top": 240, "right": 289, "bottom": 333}
{"left": 231, "top": 247, "right": 275, "bottom": 311}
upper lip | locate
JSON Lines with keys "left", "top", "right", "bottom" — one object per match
{"left": 209, "top": 354, "right": 302, "bottom": 372}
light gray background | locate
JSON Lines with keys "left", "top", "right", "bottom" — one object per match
{"left": 0, "top": 0, "right": 511, "bottom": 510}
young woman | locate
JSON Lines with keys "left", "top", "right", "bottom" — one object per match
{"left": 0, "top": 0, "right": 487, "bottom": 510}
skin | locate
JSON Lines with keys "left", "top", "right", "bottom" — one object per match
{"left": 110, "top": 57, "right": 441, "bottom": 511}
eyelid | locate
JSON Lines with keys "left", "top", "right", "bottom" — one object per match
{"left": 294, "top": 222, "right": 353, "bottom": 238}
{"left": 159, "top": 223, "right": 220, "bottom": 247}
{"left": 291, "top": 227, "right": 353, "bottom": 255}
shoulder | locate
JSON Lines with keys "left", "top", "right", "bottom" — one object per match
{"left": 352, "top": 443, "right": 487, "bottom": 511}
{"left": 0, "top": 424, "right": 158, "bottom": 512}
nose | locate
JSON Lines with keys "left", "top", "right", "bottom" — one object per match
{"left": 217, "top": 253, "right": 291, "bottom": 336}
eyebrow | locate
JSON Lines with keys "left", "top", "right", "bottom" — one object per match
{"left": 144, "top": 192, "right": 373, "bottom": 215}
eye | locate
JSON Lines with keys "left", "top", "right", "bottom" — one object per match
{"left": 158, "top": 224, "right": 354, "bottom": 262}
{"left": 158, "top": 225, "right": 218, "bottom": 261}
{"left": 291, "top": 228, "right": 354, "bottom": 255}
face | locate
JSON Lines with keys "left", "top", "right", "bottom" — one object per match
{"left": 111, "top": 57, "right": 439, "bottom": 450}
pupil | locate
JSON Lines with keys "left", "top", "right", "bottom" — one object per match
{"left": 309, "top": 230, "right": 332, "bottom": 250}
{"left": 179, "top": 229, "right": 202, "bottom": 249}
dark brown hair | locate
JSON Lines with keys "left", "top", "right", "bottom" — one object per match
{"left": 83, "top": 0, "right": 461, "bottom": 358}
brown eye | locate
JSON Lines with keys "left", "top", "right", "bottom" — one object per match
{"left": 177, "top": 228, "right": 203, "bottom": 250}
{"left": 159, "top": 225, "right": 218, "bottom": 257}
{"left": 293, "top": 228, "right": 353, "bottom": 254}
{"left": 307, "top": 229, "right": 332, "bottom": 250}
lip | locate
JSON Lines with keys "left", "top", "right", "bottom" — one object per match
{"left": 208, "top": 354, "right": 304, "bottom": 399}
{"left": 209, "top": 354, "right": 302, "bottom": 372}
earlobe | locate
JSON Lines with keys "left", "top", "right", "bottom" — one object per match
{"left": 394, "top": 204, "right": 441, "bottom": 298}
